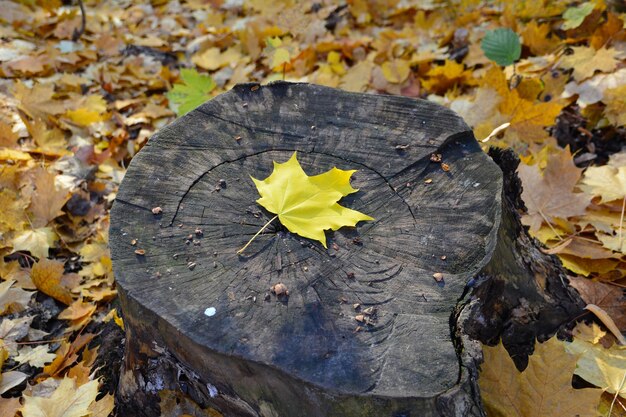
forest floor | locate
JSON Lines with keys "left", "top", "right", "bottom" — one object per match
{"left": 0, "top": 0, "right": 625, "bottom": 416}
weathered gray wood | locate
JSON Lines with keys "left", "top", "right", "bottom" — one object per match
{"left": 109, "top": 82, "right": 582, "bottom": 417}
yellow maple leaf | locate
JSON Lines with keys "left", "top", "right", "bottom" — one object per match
{"left": 65, "top": 95, "right": 108, "bottom": 127}
{"left": 560, "top": 46, "right": 624, "bottom": 81}
{"left": 580, "top": 165, "right": 626, "bottom": 203}
{"left": 480, "top": 337, "right": 602, "bottom": 417}
{"left": 238, "top": 152, "right": 373, "bottom": 253}
{"left": 11, "top": 227, "right": 58, "bottom": 260}
{"left": 21, "top": 377, "right": 99, "bottom": 417}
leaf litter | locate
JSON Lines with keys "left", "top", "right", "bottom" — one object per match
{"left": 0, "top": 0, "right": 624, "bottom": 415}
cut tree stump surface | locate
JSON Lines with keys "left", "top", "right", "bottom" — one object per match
{"left": 110, "top": 82, "right": 504, "bottom": 416}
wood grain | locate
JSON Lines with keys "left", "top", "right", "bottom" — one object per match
{"left": 110, "top": 82, "right": 501, "bottom": 416}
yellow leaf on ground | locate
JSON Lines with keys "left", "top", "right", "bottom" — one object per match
{"left": 21, "top": 377, "right": 99, "bottom": 417}
{"left": 603, "top": 84, "right": 626, "bottom": 127}
{"left": 339, "top": 60, "right": 374, "bottom": 93}
{"left": 479, "top": 337, "right": 602, "bottom": 417}
{"left": 0, "top": 148, "right": 32, "bottom": 161}
{"left": 192, "top": 47, "right": 243, "bottom": 71}
{"left": 244, "top": 152, "right": 373, "bottom": 250}
{"left": 558, "top": 255, "right": 619, "bottom": 276}
{"left": 560, "top": 46, "right": 624, "bottom": 81}
{"left": 88, "top": 393, "right": 115, "bottom": 417}
{"left": 64, "top": 95, "right": 108, "bottom": 127}
{"left": 25, "top": 118, "right": 68, "bottom": 155}
{"left": 381, "top": 59, "right": 410, "bottom": 84}
{"left": 567, "top": 338, "right": 626, "bottom": 397}
{"left": 31, "top": 258, "right": 74, "bottom": 305}
{"left": 13, "top": 81, "right": 67, "bottom": 119}
{"left": 581, "top": 164, "right": 626, "bottom": 203}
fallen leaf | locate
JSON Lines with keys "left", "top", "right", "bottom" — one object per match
{"left": 0, "top": 370, "right": 27, "bottom": 395}
{"left": 244, "top": 152, "right": 373, "bottom": 250}
{"left": 569, "top": 277, "right": 626, "bottom": 331}
{"left": 567, "top": 338, "right": 626, "bottom": 397}
{"left": 11, "top": 227, "right": 58, "bottom": 260}
{"left": 562, "top": 2, "right": 595, "bottom": 30}
{"left": 603, "top": 84, "right": 626, "bottom": 127}
{"left": 580, "top": 164, "right": 626, "bottom": 204}
{"left": 28, "top": 167, "right": 71, "bottom": 228}
{"left": 518, "top": 148, "right": 589, "bottom": 231}
{"left": 0, "top": 397, "right": 21, "bottom": 417}
{"left": 381, "top": 59, "right": 410, "bottom": 84}
{"left": 21, "top": 377, "right": 99, "bottom": 417}
{"left": 31, "top": 258, "right": 74, "bottom": 305}
{"left": 560, "top": 46, "right": 624, "bottom": 81}
{"left": 14, "top": 345, "right": 57, "bottom": 368}
{"left": 479, "top": 337, "right": 602, "bottom": 416}
{"left": 0, "top": 279, "right": 34, "bottom": 315}
{"left": 166, "top": 68, "right": 216, "bottom": 116}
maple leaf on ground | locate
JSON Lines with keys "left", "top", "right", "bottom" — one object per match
{"left": 581, "top": 164, "right": 626, "bottom": 204}
{"left": 239, "top": 152, "right": 373, "bottom": 253}
{"left": 518, "top": 148, "right": 589, "bottom": 232}
{"left": 560, "top": 46, "right": 624, "bottom": 81}
{"left": 479, "top": 337, "right": 602, "bottom": 417}
{"left": 11, "top": 227, "right": 58, "bottom": 260}
{"left": 14, "top": 345, "right": 57, "bottom": 368}
{"left": 28, "top": 167, "right": 71, "bottom": 228}
{"left": 21, "top": 377, "right": 99, "bottom": 417}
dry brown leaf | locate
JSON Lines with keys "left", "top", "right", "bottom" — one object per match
{"left": 569, "top": 277, "right": 626, "bottom": 331}
{"left": 28, "top": 167, "right": 71, "bottom": 228}
{"left": 0, "top": 397, "right": 22, "bottom": 417}
{"left": 518, "top": 148, "right": 589, "bottom": 231}
{"left": 31, "top": 258, "right": 74, "bottom": 305}
{"left": 479, "top": 337, "right": 602, "bottom": 416}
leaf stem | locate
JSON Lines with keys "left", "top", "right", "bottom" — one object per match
{"left": 237, "top": 215, "right": 278, "bottom": 254}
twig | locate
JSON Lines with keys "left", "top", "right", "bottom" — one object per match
{"left": 72, "top": 0, "right": 86, "bottom": 42}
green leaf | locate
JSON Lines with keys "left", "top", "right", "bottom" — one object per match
{"left": 481, "top": 28, "right": 521, "bottom": 67}
{"left": 562, "top": 3, "right": 595, "bottom": 30}
{"left": 166, "top": 68, "right": 216, "bottom": 116}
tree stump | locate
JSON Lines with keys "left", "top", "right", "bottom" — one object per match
{"left": 109, "top": 82, "right": 584, "bottom": 417}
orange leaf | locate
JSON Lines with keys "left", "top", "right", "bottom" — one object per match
{"left": 31, "top": 259, "right": 74, "bottom": 305}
